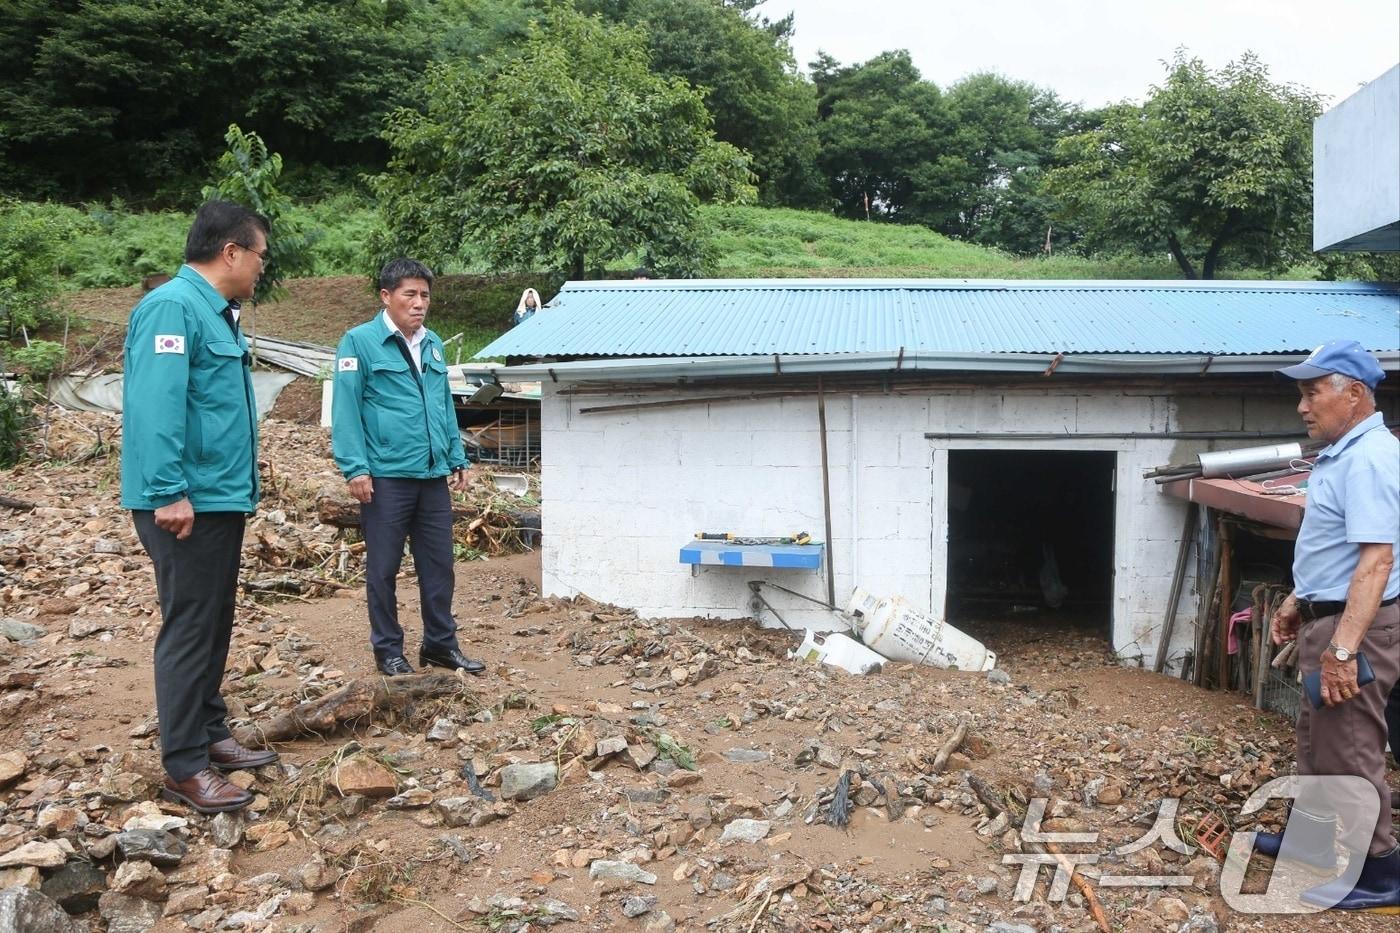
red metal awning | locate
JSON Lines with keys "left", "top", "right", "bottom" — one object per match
{"left": 1162, "top": 475, "right": 1306, "bottom": 532}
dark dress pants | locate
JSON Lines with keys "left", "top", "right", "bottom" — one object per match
{"left": 1295, "top": 603, "right": 1400, "bottom": 856}
{"left": 360, "top": 477, "right": 459, "bottom": 659}
{"left": 133, "top": 510, "right": 245, "bottom": 781}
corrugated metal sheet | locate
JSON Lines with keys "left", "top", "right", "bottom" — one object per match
{"left": 474, "top": 279, "right": 1400, "bottom": 359}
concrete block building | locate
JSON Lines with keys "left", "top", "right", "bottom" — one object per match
{"left": 476, "top": 279, "right": 1399, "bottom": 673}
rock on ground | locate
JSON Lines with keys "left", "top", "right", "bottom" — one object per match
{"left": 99, "top": 892, "right": 162, "bottom": 933}
{"left": 331, "top": 755, "right": 398, "bottom": 797}
{"left": 719, "top": 819, "right": 771, "bottom": 844}
{"left": 499, "top": 762, "right": 558, "bottom": 801}
{"left": 588, "top": 861, "right": 657, "bottom": 885}
{"left": 0, "top": 887, "right": 89, "bottom": 933}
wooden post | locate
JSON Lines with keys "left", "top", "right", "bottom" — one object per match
{"left": 1216, "top": 518, "right": 1232, "bottom": 690}
{"left": 1191, "top": 509, "right": 1220, "bottom": 688}
{"left": 1154, "top": 502, "right": 1198, "bottom": 673}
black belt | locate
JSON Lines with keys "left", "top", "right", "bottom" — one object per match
{"left": 1298, "top": 596, "right": 1398, "bottom": 623}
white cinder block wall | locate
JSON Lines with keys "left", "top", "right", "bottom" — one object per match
{"left": 540, "top": 383, "right": 1302, "bottom": 674}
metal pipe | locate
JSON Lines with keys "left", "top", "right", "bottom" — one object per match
{"left": 926, "top": 431, "right": 1314, "bottom": 441}
{"left": 578, "top": 390, "right": 799, "bottom": 415}
{"left": 746, "top": 584, "right": 794, "bottom": 631}
{"left": 1198, "top": 443, "right": 1303, "bottom": 478}
{"left": 751, "top": 579, "right": 835, "bottom": 609}
{"left": 817, "top": 378, "right": 836, "bottom": 610}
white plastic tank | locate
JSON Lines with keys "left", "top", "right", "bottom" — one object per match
{"left": 792, "top": 630, "right": 887, "bottom": 675}
{"left": 845, "top": 587, "right": 997, "bottom": 672}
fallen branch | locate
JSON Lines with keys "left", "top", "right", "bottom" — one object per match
{"left": 744, "top": 890, "right": 773, "bottom": 933}
{"left": 243, "top": 576, "right": 308, "bottom": 595}
{"left": 0, "top": 495, "right": 36, "bottom": 511}
{"left": 1043, "top": 842, "right": 1111, "bottom": 933}
{"left": 233, "top": 672, "right": 472, "bottom": 746}
{"left": 317, "top": 496, "right": 472, "bottom": 529}
{"left": 931, "top": 720, "right": 969, "bottom": 774}
{"left": 969, "top": 774, "right": 1109, "bottom": 933}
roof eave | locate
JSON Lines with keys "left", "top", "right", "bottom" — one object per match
{"left": 473, "top": 350, "right": 1400, "bottom": 383}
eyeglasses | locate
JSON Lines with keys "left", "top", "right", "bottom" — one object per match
{"left": 232, "top": 242, "right": 268, "bottom": 263}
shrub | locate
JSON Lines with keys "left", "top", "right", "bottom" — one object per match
{"left": 57, "top": 203, "right": 188, "bottom": 288}
{"left": 0, "top": 354, "right": 33, "bottom": 468}
{"left": 292, "top": 193, "right": 379, "bottom": 276}
{"left": 0, "top": 198, "right": 84, "bottom": 338}
{"left": 10, "top": 339, "right": 67, "bottom": 380}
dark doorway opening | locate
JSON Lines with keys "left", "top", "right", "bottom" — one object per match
{"left": 945, "top": 450, "right": 1116, "bottom": 637}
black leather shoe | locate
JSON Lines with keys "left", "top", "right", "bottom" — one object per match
{"left": 376, "top": 654, "right": 415, "bottom": 676}
{"left": 419, "top": 645, "right": 486, "bottom": 675}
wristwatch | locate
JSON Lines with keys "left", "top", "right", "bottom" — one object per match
{"left": 1328, "top": 642, "right": 1353, "bottom": 662}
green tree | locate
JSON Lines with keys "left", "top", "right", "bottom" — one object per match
{"left": 1043, "top": 52, "right": 1323, "bottom": 279}
{"left": 371, "top": 9, "right": 756, "bottom": 279}
{"left": 426, "top": 0, "right": 540, "bottom": 62}
{"left": 202, "top": 125, "right": 313, "bottom": 304}
{"left": 936, "top": 73, "right": 1085, "bottom": 247}
{"left": 811, "top": 51, "right": 951, "bottom": 223}
{"left": 577, "top": 0, "right": 824, "bottom": 207}
{"left": 0, "top": 0, "right": 432, "bottom": 201}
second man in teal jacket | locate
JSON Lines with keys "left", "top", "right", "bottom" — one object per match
{"left": 331, "top": 258, "right": 484, "bottom": 676}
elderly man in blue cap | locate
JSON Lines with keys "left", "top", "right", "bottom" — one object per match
{"left": 1258, "top": 340, "right": 1399, "bottom": 910}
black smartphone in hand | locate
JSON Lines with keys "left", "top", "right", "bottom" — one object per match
{"left": 1303, "top": 651, "right": 1376, "bottom": 709}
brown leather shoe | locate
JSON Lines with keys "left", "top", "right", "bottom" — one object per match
{"left": 208, "top": 737, "right": 280, "bottom": 772}
{"left": 161, "top": 769, "right": 253, "bottom": 814}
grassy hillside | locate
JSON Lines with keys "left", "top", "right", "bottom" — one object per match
{"left": 702, "top": 206, "right": 1308, "bottom": 280}
{"left": 55, "top": 203, "right": 1318, "bottom": 352}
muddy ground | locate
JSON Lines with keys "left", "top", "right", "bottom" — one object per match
{"left": 1, "top": 413, "right": 1397, "bottom": 933}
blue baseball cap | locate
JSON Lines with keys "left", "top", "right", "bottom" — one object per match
{"left": 1277, "top": 340, "right": 1387, "bottom": 389}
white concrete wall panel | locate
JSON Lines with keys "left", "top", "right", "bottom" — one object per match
{"left": 538, "top": 384, "right": 1294, "bottom": 673}
{"left": 1313, "top": 64, "right": 1400, "bottom": 252}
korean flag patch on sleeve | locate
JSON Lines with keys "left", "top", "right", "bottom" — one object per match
{"left": 338, "top": 357, "right": 358, "bottom": 372}
{"left": 154, "top": 335, "right": 185, "bottom": 354}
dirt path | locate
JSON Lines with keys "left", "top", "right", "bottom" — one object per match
{"left": 3, "top": 418, "right": 1398, "bottom": 932}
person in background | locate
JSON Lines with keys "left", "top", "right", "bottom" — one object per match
{"left": 1263, "top": 340, "right": 1399, "bottom": 911}
{"left": 513, "top": 287, "right": 541, "bottom": 326}
{"left": 331, "top": 258, "right": 484, "bottom": 678}
{"left": 122, "top": 200, "right": 279, "bottom": 814}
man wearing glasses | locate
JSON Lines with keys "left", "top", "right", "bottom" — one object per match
{"left": 121, "top": 200, "right": 279, "bottom": 813}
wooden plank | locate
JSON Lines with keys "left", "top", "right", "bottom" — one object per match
{"left": 1154, "top": 502, "right": 1198, "bottom": 673}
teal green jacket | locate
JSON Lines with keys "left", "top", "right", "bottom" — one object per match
{"left": 120, "top": 266, "right": 260, "bottom": 512}
{"left": 331, "top": 315, "right": 469, "bottom": 480}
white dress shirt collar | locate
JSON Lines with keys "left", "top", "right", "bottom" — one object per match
{"left": 381, "top": 309, "right": 426, "bottom": 371}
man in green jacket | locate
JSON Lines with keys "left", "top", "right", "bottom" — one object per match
{"left": 331, "top": 258, "right": 483, "bottom": 677}
{"left": 121, "top": 201, "right": 280, "bottom": 814}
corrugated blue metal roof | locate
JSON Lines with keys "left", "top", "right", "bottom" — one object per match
{"left": 474, "top": 279, "right": 1400, "bottom": 359}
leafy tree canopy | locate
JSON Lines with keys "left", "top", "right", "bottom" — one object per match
{"left": 1043, "top": 52, "right": 1323, "bottom": 279}
{"left": 371, "top": 8, "right": 756, "bottom": 279}
{"left": 577, "top": 0, "right": 823, "bottom": 207}
{"left": 0, "top": 0, "right": 431, "bottom": 201}
{"left": 811, "top": 50, "right": 950, "bottom": 223}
